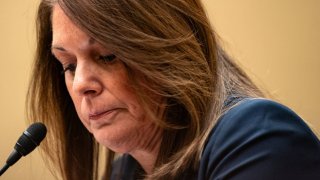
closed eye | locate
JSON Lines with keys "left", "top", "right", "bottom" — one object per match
{"left": 62, "top": 64, "right": 76, "bottom": 74}
{"left": 99, "top": 54, "right": 116, "bottom": 63}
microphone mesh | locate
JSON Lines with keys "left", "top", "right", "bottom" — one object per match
{"left": 14, "top": 122, "right": 47, "bottom": 156}
{"left": 25, "top": 122, "right": 47, "bottom": 144}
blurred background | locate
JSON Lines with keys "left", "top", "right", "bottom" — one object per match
{"left": 0, "top": 0, "right": 319, "bottom": 179}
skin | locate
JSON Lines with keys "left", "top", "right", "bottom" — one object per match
{"left": 51, "top": 5, "right": 163, "bottom": 174}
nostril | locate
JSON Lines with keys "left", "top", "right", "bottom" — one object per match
{"left": 84, "top": 89, "right": 97, "bottom": 95}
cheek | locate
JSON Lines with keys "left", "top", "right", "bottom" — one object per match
{"left": 65, "top": 82, "right": 91, "bottom": 129}
{"left": 94, "top": 110, "right": 153, "bottom": 152}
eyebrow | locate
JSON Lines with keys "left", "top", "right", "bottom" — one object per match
{"left": 51, "top": 37, "right": 96, "bottom": 52}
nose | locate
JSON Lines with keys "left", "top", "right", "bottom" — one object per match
{"left": 72, "top": 61, "right": 103, "bottom": 97}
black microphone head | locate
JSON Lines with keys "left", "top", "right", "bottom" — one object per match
{"left": 14, "top": 122, "right": 47, "bottom": 156}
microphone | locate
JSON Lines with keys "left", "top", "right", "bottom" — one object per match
{"left": 0, "top": 122, "right": 47, "bottom": 176}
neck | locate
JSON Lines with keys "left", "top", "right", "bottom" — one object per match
{"left": 130, "top": 126, "right": 162, "bottom": 174}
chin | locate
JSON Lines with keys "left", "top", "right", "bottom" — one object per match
{"left": 92, "top": 129, "right": 135, "bottom": 153}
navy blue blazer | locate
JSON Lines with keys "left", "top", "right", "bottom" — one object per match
{"left": 110, "top": 98, "right": 320, "bottom": 179}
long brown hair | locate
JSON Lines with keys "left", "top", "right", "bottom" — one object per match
{"left": 27, "top": 0, "right": 263, "bottom": 179}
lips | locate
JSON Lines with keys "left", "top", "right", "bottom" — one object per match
{"left": 89, "top": 108, "right": 120, "bottom": 122}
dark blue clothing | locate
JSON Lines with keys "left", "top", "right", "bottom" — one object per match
{"left": 111, "top": 98, "right": 320, "bottom": 179}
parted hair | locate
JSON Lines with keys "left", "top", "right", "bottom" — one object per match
{"left": 27, "top": 0, "right": 263, "bottom": 179}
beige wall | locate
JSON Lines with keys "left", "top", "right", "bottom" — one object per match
{"left": 203, "top": 0, "right": 320, "bottom": 132}
{"left": 0, "top": 1, "right": 53, "bottom": 179}
{"left": 0, "top": 0, "right": 319, "bottom": 179}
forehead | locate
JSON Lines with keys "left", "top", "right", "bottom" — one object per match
{"left": 51, "top": 5, "right": 92, "bottom": 49}
{"left": 52, "top": 5, "right": 71, "bottom": 31}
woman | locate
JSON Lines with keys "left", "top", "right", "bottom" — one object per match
{"left": 27, "top": 0, "right": 320, "bottom": 179}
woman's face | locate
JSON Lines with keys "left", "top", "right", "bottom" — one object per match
{"left": 51, "top": 5, "right": 162, "bottom": 153}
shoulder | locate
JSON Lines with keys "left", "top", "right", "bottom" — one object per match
{"left": 216, "top": 98, "right": 318, "bottom": 141}
{"left": 198, "top": 98, "right": 320, "bottom": 180}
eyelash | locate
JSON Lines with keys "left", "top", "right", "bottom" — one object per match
{"left": 99, "top": 54, "right": 116, "bottom": 63}
{"left": 61, "top": 54, "right": 117, "bottom": 74}
{"left": 62, "top": 64, "right": 76, "bottom": 74}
